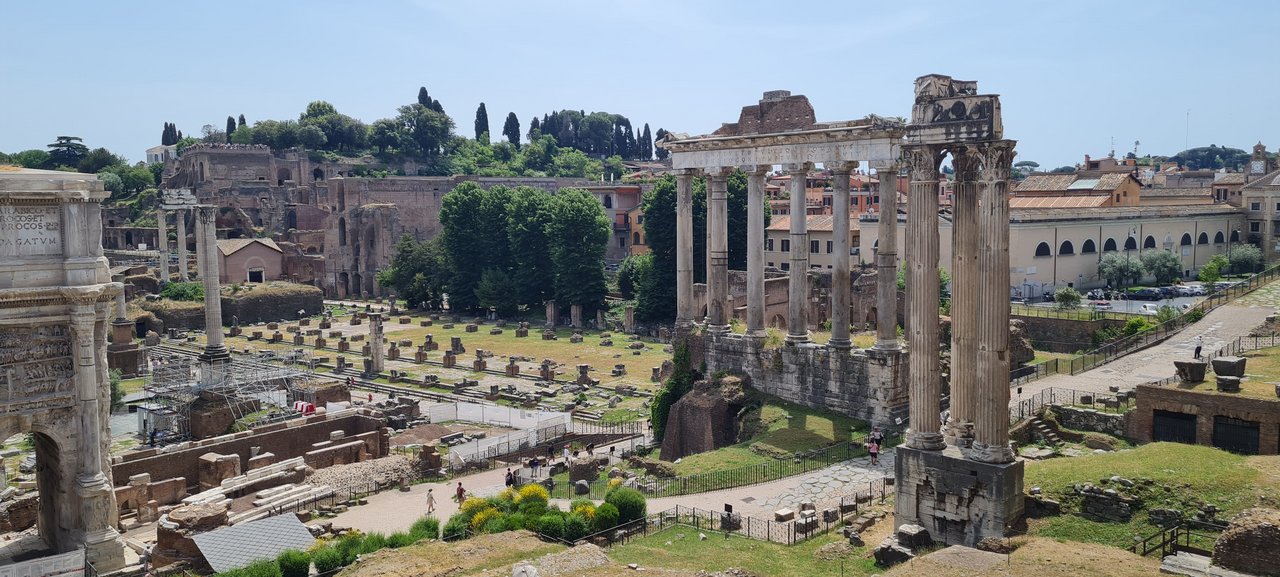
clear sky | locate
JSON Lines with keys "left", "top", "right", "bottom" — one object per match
{"left": 2, "top": 0, "right": 1278, "bottom": 169}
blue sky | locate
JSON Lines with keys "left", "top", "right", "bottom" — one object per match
{"left": 2, "top": 0, "right": 1278, "bottom": 169}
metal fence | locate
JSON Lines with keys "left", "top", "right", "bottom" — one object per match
{"left": 1129, "top": 519, "right": 1227, "bottom": 558}
{"left": 1011, "top": 304, "right": 1142, "bottom": 321}
{"left": 539, "top": 432, "right": 897, "bottom": 500}
{"left": 1009, "top": 387, "right": 1133, "bottom": 425}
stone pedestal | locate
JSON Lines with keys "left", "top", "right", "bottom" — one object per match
{"left": 571, "top": 304, "right": 583, "bottom": 329}
{"left": 107, "top": 319, "right": 143, "bottom": 377}
{"left": 894, "top": 445, "right": 1024, "bottom": 547}
{"left": 1174, "top": 360, "right": 1208, "bottom": 383}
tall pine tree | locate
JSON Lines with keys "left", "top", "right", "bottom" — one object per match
{"left": 225, "top": 116, "right": 236, "bottom": 142}
{"left": 502, "top": 112, "right": 521, "bottom": 149}
{"left": 654, "top": 128, "right": 670, "bottom": 160}
{"left": 474, "top": 103, "right": 489, "bottom": 142}
{"left": 238, "top": 114, "right": 246, "bottom": 128}
{"left": 640, "top": 124, "right": 653, "bottom": 161}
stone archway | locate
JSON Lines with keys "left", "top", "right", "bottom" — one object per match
{"left": 312, "top": 168, "right": 324, "bottom": 181}
{"left": 338, "top": 272, "right": 350, "bottom": 298}
{"left": 276, "top": 168, "right": 292, "bottom": 185}
{"left": 286, "top": 210, "right": 297, "bottom": 230}
{"left": 865, "top": 307, "right": 878, "bottom": 328}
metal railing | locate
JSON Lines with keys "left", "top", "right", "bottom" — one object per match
{"left": 1011, "top": 304, "right": 1142, "bottom": 321}
{"left": 1130, "top": 520, "right": 1227, "bottom": 557}
{"left": 1010, "top": 387, "right": 1133, "bottom": 425}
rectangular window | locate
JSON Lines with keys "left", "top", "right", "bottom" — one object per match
{"left": 826, "top": 241, "right": 833, "bottom": 254}
{"left": 781, "top": 262, "right": 790, "bottom": 271}
{"left": 1251, "top": 202, "right": 1262, "bottom": 211}
{"left": 810, "top": 240, "right": 820, "bottom": 254}
{"left": 617, "top": 237, "right": 625, "bottom": 248}
{"left": 766, "top": 238, "right": 774, "bottom": 251}
{"left": 1274, "top": 202, "right": 1279, "bottom": 211}
{"left": 781, "top": 239, "right": 790, "bottom": 252}
{"left": 1251, "top": 222, "right": 1262, "bottom": 233}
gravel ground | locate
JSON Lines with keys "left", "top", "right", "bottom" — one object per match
{"left": 306, "top": 455, "right": 416, "bottom": 494}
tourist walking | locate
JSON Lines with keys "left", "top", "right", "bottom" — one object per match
{"left": 505, "top": 468, "right": 515, "bottom": 488}
{"left": 530, "top": 456, "right": 541, "bottom": 478}
{"left": 455, "top": 482, "right": 466, "bottom": 503}
{"left": 866, "top": 439, "right": 880, "bottom": 466}
{"left": 1194, "top": 335, "right": 1204, "bottom": 359}
{"left": 869, "top": 426, "right": 885, "bottom": 445}
{"left": 426, "top": 488, "right": 436, "bottom": 514}
{"left": 562, "top": 444, "right": 570, "bottom": 463}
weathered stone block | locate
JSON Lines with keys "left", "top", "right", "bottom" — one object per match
{"left": 1174, "top": 360, "right": 1208, "bottom": 383}
{"left": 1212, "top": 356, "right": 1247, "bottom": 378}
{"left": 1217, "top": 375, "right": 1242, "bottom": 392}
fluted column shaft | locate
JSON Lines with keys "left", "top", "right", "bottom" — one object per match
{"left": 746, "top": 166, "right": 768, "bottom": 336}
{"left": 947, "top": 150, "right": 980, "bottom": 445}
{"left": 829, "top": 163, "right": 855, "bottom": 348}
{"left": 971, "top": 141, "right": 1017, "bottom": 463}
{"left": 905, "top": 147, "right": 944, "bottom": 450}
{"left": 156, "top": 208, "right": 169, "bottom": 280}
{"left": 786, "top": 163, "right": 812, "bottom": 343}
{"left": 876, "top": 165, "right": 900, "bottom": 349}
{"left": 707, "top": 169, "right": 730, "bottom": 332}
{"left": 176, "top": 209, "right": 189, "bottom": 281}
{"left": 675, "top": 170, "right": 695, "bottom": 328}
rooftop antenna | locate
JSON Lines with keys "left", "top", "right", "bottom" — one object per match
{"left": 1133, "top": 140, "right": 1140, "bottom": 157}
{"left": 1185, "top": 109, "right": 1190, "bottom": 153}
{"left": 1110, "top": 136, "right": 1115, "bottom": 158}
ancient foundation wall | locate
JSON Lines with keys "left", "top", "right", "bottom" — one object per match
{"left": 1049, "top": 404, "right": 1131, "bottom": 439}
{"left": 1012, "top": 315, "right": 1125, "bottom": 353}
{"left": 894, "top": 446, "right": 1025, "bottom": 547}
{"left": 695, "top": 332, "right": 908, "bottom": 426}
{"left": 1130, "top": 384, "right": 1280, "bottom": 454}
{"left": 111, "top": 410, "right": 389, "bottom": 488}
{"left": 139, "top": 285, "right": 324, "bottom": 329}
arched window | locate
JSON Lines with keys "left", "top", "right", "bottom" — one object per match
{"left": 313, "top": 168, "right": 324, "bottom": 181}
{"left": 603, "top": 195, "right": 613, "bottom": 209}
{"left": 633, "top": 232, "right": 641, "bottom": 245}
{"left": 1231, "top": 230, "right": 1241, "bottom": 243}
{"left": 1144, "top": 235, "right": 1157, "bottom": 249}
{"left": 338, "top": 218, "right": 347, "bottom": 246}
{"left": 1059, "top": 240, "right": 1075, "bottom": 255}
{"left": 1035, "top": 242, "right": 1052, "bottom": 257}
{"left": 1103, "top": 238, "right": 1117, "bottom": 252}
{"left": 1198, "top": 232, "right": 1209, "bottom": 245}
{"left": 1181, "top": 233, "right": 1193, "bottom": 246}
{"left": 1082, "top": 239, "right": 1097, "bottom": 254}
{"left": 1124, "top": 237, "right": 1138, "bottom": 251}
{"left": 1214, "top": 231, "right": 1225, "bottom": 244}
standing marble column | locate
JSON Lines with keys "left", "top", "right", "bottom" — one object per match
{"left": 903, "top": 146, "right": 945, "bottom": 450}
{"left": 197, "top": 205, "right": 229, "bottom": 372}
{"left": 828, "top": 162, "right": 856, "bottom": 349}
{"left": 947, "top": 148, "right": 980, "bottom": 445}
{"left": 969, "top": 140, "right": 1017, "bottom": 463}
{"left": 746, "top": 166, "right": 769, "bottom": 337}
{"left": 706, "top": 168, "right": 730, "bottom": 333}
{"left": 175, "top": 209, "right": 190, "bottom": 281}
{"left": 156, "top": 208, "right": 169, "bottom": 280}
{"left": 875, "top": 164, "right": 900, "bottom": 349}
{"left": 675, "top": 169, "right": 696, "bottom": 329}
{"left": 69, "top": 299, "right": 123, "bottom": 569}
{"left": 785, "top": 162, "right": 812, "bottom": 344}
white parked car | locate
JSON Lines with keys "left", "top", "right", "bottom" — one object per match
{"left": 1139, "top": 303, "right": 1161, "bottom": 315}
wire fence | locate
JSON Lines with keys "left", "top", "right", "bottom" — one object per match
{"left": 1010, "top": 304, "right": 1142, "bottom": 321}
{"left": 531, "top": 432, "right": 898, "bottom": 500}
{"left": 1009, "top": 387, "right": 1134, "bottom": 425}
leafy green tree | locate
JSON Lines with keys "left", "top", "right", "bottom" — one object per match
{"left": 438, "top": 183, "right": 513, "bottom": 312}
{"left": 395, "top": 104, "right": 454, "bottom": 159}
{"left": 376, "top": 235, "right": 447, "bottom": 309}
{"left": 301, "top": 101, "right": 338, "bottom": 120}
{"left": 78, "top": 147, "right": 123, "bottom": 174}
{"left": 47, "top": 136, "right": 88, "bottom": 168}
{"left": 653, "top": 128, "right": 669, "bottom": 160}
{"left": 507, "top": 187, "right": 556, "bottom": 308}
{"left": 109, "top": 369, "right": 124, "bottom": 412}
{"left": 230, "top": 124, "right": 256, "bottom": 145}
{"left": 1140, "top": 250, "right": 1183, "bottom": 285}
{"left": 651, "top": 343, "right": 697, "bottom": 441}
{"left": 1228, "top": 243, "right": 1263, "bottom": 274}
{"left": 547, "top": 189, "right": 610, "bottom": 316}
{"left": 11, "top": 149, "right": 50, "bottom": 169}
{"left": 1097, "top": 252, "right": 1145, "bottom": 288}
{"left": 238, "top": 114, "right": 246, "bottom": 128}
{"left": 527, "top": 116, "right": 541, "bottom": 141}
{"left": 1198, "top": 254, "right": 1228, "bottom": 284}
{"left": 502, "top": 112, "right": 520, "bottom": 149}
{"left": 550, "top": 149, "right": 602, "bottom": 179}
{"left": 1054, "top": 286, "right": 1082, "bottom": 310}
{"left": 639, "top": 123, "right": 653, "bottom": 161}
{"left": 637, "top": 174, "right": 705, "bottom": 321}
{"left": 1049, "top": 165, "right": 1076, "bottom": 173}
{"left": 474, "top": 103, "right": 489, "bottom": 142}
{"left": 370, "top": 118, "right": 401, "bottom": 154}
{"left": 474, "top": 268, "right": 518, "bottom": 316}
{"left": 297, "top": 125, "right": 327, "bottom": 149}
{"left": 97, "top": 171, "right": 123, "bottom": 196}
{"left": 616, "top": 254, "right": 648, "bottom": 299}
{"left": 603, "top": 155, "right": 624, "bottom": 181}
{"left": 225, "top": 116, "right": 237, "bottom": 141}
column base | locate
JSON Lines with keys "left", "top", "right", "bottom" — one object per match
{"left": 77, "top": 474, "right": 125, "bottom": 571}
{"left": 745, "top": 327, "right": 767, "bottom": 339}
{"left": 707, "top": 324, "right": 731, "bottom": 335}
{"left": 944, "top": 421, "right": 974, "bottom": 448}
{"left": 827, "top": 338, "right": 852, "bottom": 350}
{"left": 874, "top": 340, "right": 900, "bottom": 351}
{"left": 906, "top": 431, "right": 946, "bottom": 450}
{"left": 962, "top": 441, "right": 1016, "bottom": 464}
{"left": 785, "top": 333, "right": 811, "bottom": 345}
{"left": 894, "top": 445, "right": 1025, "bottom": 547}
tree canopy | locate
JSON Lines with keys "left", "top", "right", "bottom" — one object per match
{"left": 1097, "top": 253, "right": 1145, "bottom": 288}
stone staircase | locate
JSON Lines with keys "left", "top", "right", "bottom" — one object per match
{"left": 1160, "top": 551, "right": 1252, "bottom": 577}
{"left": 1028, "top": 416, "right": 1063, "bottom": 447}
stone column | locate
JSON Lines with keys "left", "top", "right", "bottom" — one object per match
{"left": 675, "top": 169, "right": 696, "bottom": 329}
{"left": 829, "top": 162, "right": 856, "bottom": 349}
{"left": 69, "top": 301, "right": 124, "bottom": 569}
{"left": 156, "top": 208, "right": 168, "bottom": 280}
{"left": 746, "top": 166, "right": 768, "bottom": 337}
{"left": 175, "top": 209, "right": 189, "bottom": 281}
{"left": 786, "top": 162, "right": 812, "bottom": 344}
{"left": 544, "top": 300, "right": 557, "bottom": 329}
{"left": 706, "top": 168, "right": 730, "bottom": 333}
{"left": 903, "top": 146, "right": 945, "bottom": 450}
{"left": 969, "top": 140, "right": 1018, "bottom": 463}
{"left": 370, "top": 313, "right": 385, "bottom": 373}
{"left": 947, "top": 148, "right": 980, "bottom": 445}
{"left": 875, "top": 164, "right": 900, "bottom": 349}
{"left": 197, "top": 206, "right": 229, "bottom": 380}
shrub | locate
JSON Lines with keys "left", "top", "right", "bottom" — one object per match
{"left": 608, "top": 477, "right": 623, "bottom": 489}
{"left": 504, "top": 512, "right": 527, "bottom": 531}
{"left": 571, "top": 501, "right": 596, "bottom": 520}
{"left": 241, "top": 559, "right": 282, "bottom": 577}
{"left": 564, "top": 514, "right": 590, "bottom": 541}
{"left": 518, "top": 497, "right": 548, "bottom": 517}
{"left": 482, "top": 516, "right": 508, "bottom": 534}
{"left": 385, "top": 532, "right": 415, "bottom": 548}
{"left": 409, "top": 516, "right": 439, "bottom": 540}
{"left": 593, "top": 502, "right": 620, "bottom": 531}
{"left": 517, "top": 483, "right": 550, "bottom": 504}
{"left": 311, "top": 547, "right": 344, "bottom": 574}
{"left": 460, "top": 497, "right": 492, "bottom": 516}
{"left": 536, "top": 514, "right": 565, "bottom": 540}
{"left": 275, "top": 550, "right": 310, "bottom": 577}
{"left": 442, "top": 515, "right": 470, "bottom": 541}
{"left": 470, "top": 507, "right": 501, "bottom": 532}
{"left": 1185, "top": 308, "right": 1205, "bottom": 323}
{"left": 604, "top": 487, "right": 646, "bottom": 524}
{"left": 160, "top": 281, "right": 204, "bottom": 301}
{"left": 1122, "top": 317, "right": 1153, "bottom": 336}
{"left": 358, "top": 532, "right": 387, "bottom": 554}
{"left": 335, "top": 533, "right": 364, "bottom": 565}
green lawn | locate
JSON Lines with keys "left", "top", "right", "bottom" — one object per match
{"left": 609, "top": 526, "right": 877, "bottom": 577}
{"left": 118, "top": 377, "right": 146, "bottom": 395}
{"left": 1025, "top": 442, "right": 1280, "bottom": 547}
{"left": 1030, "top": 350, "right": 1073, "bottom": 365}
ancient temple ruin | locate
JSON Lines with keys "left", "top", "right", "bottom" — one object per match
{"left": 892, "top": 74, "right": 1023, "bottom": 546}
{"left": 660, "top": 90, "right": 908, "bottom": 425}
{"left": 0, "top": 168, "right": 125, "bottom": 569}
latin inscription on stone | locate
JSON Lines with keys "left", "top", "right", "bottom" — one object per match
{"left": 0, "top": 205, "right": 62, "bottom": 257}
{"left": 0, "top": 325, "right": 75, "bottom": 414}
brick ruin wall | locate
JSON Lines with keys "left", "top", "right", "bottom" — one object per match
{"left": 692, "top": 332, "right": 908, "bottom": 426}
{"left": 139, "top": 285, "right": 324, "bottom": 330}
{"left": 1130, "top": 384, "right": 1280, "bottom": 454}
{"left": 111, "top": 410, "right": 389, "bottom": 489}
{"left": 1012, "top": 316, "right": 1126, "bottom": 354}
{"left": 1049, "top": 404, "right": 1131, "bottom": 439}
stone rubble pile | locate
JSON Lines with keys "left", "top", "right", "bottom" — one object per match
{"left": 306, "top": 454, "right": 416, "bottom": 495}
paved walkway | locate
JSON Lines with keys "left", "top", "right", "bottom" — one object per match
{"left": 1016, "top": 299, "right": 1277, "bottom": 402}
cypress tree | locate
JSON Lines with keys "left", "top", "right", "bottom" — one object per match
{"left": 640, "top": 124, "right": 652, "bottom": 161}
{"left": 225, "top": 116, "right": 236, "bottom": 141}
{"left": 474, "top": 103, "right": 489, "bottom": 142}
{"left": 502, "top": 112, "right": 521, "bottom": 148}
{"left": 238, "top": 114, "right": 246, "bottom": 127}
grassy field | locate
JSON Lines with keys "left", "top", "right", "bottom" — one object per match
{"left": 1029, "top": 350, "right": 1073, "bottom": 365}
{"left": 609, "top": 526, "right": 877, "bottom": 577}
{"left": 1024, "top": 442, "right": 1280, "bottom": 547}
{"left": 118, "top": 377, "right": 146, "bottom": 395}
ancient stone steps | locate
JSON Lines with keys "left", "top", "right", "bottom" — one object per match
{"left": 1029, "top": 417, "right": 1063, "bottom": 447}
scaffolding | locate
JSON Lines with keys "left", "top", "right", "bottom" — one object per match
{"left": 142, "top": 343, "right": 322, "bottom": 440}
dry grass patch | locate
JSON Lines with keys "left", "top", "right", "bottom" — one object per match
{"left": 882, "top": 538, "right": 1160, "bottom": 577}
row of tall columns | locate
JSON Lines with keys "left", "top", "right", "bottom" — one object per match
{"left": 154, "top": 208, "right": 192, "bottom": 281}
{"left": 875, "top": 165, "right": 901, "bottom": 349}
{"left": 828, "top": 163, "right": 855, "bottom": 349}
{"left": 785, "top": 163, "right": 812, "bottom": 344}
{"left": 903, "top": 147, "right": 945, "bottom": 451}
{"left": 901, "top": 141, "right": 1016, "bottom": 463}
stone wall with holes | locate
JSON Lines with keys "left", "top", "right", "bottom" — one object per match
{"left": 691, "top": 331, "right": 908, "bottom": 426}
{"left": 1049, "top": 404, "right": 1131, "bottom": 439}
